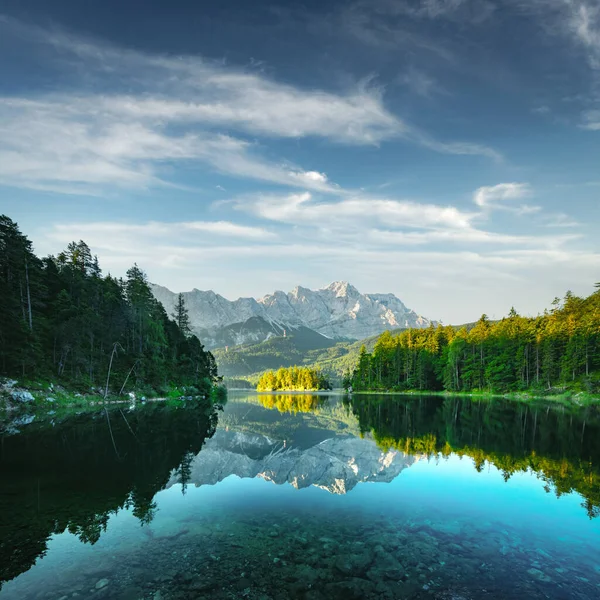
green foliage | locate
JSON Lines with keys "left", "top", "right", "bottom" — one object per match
{"left": 0, "top": 215, "right": 219, "bottom": 397}
{"left": 256, "top": 366, "right": 331, "bottom": 391}
{"left": 348, "top": 287, "right": 600, "bottom": 396}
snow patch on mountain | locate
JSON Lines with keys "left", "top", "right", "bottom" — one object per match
{"left": 151, "top": 281, "right": 433, "bottom": 348}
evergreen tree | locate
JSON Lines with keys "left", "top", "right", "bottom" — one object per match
{"left": 173, "top": 293, "right": 191, "bottom": 336}
{"left": 350, "top": 285, "right": 600, "bottom": 396}
{"left": 0, "top": 215, "right": 220, "bottom": 396}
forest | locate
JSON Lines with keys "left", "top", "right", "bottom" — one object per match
{"left": 347, "top": 285, "right": 600, "bottom": 396}
{"left": 0, "top": 215, "right": 219, "bottom": 397}
{"left": 256, "top": 366, "right": 331, "bottom": 391}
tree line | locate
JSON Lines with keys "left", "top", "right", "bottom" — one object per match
{"left": 257, "top": 366, "right": 331, "bottom": 391}
{"left": 0, "top": 215, "right": 219, "bottom": 396}
{"left": 346, "top": 285, "right": 600, "bottom": 395}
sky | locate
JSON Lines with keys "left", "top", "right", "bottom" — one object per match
{"left": 1, "top": 0, "right": 599, "bottom": 324}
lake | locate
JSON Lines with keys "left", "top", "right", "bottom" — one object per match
{"left": 1, "top": 392, "right": 599, "bottom": 599}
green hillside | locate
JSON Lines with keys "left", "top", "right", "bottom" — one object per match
{"left": 214, "top": 327, "right": 392, "bottom": 386}
{"left": 214, "top": 320, "right": 490, "bottom": 388}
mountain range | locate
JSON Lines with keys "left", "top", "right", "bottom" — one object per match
{"left": 151, "top": 281, "right": 432, "bottom": 350}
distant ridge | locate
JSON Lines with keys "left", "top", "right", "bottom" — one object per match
{"left": 151, "top": 281, "right": 433, "bottom": 349}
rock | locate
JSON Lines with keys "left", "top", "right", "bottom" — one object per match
{"left": 325, "top": 578, "right": 377, "bottom": 600}
{"left": 527, "top": 568, "right": 552, "bottom": 583}
{"left": 269, "top": 529, "right": 280, "bottom": 538}
{"left": 429, "top": 521, "right": 462, "bottom": 536}
{"left": 46, "top": 397, "right": 56, "bottom": 402}
{"left": 95, "top": 579, "right": 110, "bottom": 590}
{"left": 153, "top": 592, "right": 162, "bottom": 600}
{"left": 335, "top": 551, "right": 374, "bottom": 577}
{"left": 10, "top": 390, "right": 34, "bottom": 403}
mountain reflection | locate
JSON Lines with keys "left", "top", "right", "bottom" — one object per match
{"left": 0, "top": 401, "right": 221, "bottom": 587}
{"left": 346, "top": 394, "right": 600, "bottom": 518}
{"left": 2, "top": 393, "right": 600, "bottom": 591}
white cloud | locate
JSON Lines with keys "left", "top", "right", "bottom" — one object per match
{"left": 237, "top": 191, "right": 477, "bottom": 230}
{"left": 0, "top": 98, "right": 340, "bottom": 194}
{"left": 48, "top": 220, "right": 276, "bottom": 246}
{"left": 543, "top": 212, "right": 582, "bottom": 227}
{"left": 518, "top": 0, "right": 600, "bottom": 69}
{"left": 0, "top": 16, "right": 503, "bottom": 195}
{"left": 473, "top": 182, "right": 533, "bottom": 209}
{"left": 581, "top": 109, "right": 600, "bottom": 129}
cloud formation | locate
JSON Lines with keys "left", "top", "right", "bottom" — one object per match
{"left": 0, "top": 16, "right": 502, "bottom": 195}
{"left": 473, "top": 182, "right": 533, "bottom": 210}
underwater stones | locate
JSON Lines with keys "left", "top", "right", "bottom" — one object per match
{"left": 527, "top": 568, "right": 552, "bottom": 583}
{"left": 147, "top": 518, "right": 189, "bottom": 540}
{"left": 325, "top": 578, "right": 378, "bottom": 600}
{"left": 429, "top": 521, "right": 462, "bottom": 536}
{"left": 95, "top": 579, "right": 109, "bottom": 590}
{"left": 334, "top": 550, "right": 374, "bottom": 577}
{"left": 293, "top": 535, "right": 308, "bottom": 547}
{"left": 268, "top": 529, "right": 279, "bottom": 538}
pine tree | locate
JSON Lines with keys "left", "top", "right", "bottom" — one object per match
{"left": 173, "top": 293, "right": 191, "bottom": 336}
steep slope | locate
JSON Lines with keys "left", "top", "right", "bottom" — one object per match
{"left": 151, "top": 281, "right": 432, "bottom": 349}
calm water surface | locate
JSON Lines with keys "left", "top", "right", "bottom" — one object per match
{"left": 1, "top": 393, "right": 599, "bottom": 599}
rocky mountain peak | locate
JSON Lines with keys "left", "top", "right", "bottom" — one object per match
{"left": 151, "top": 281, "right": 433, "bottom": 348}
{"left": 324, "top": 281, "right": 357, "bottom": 298}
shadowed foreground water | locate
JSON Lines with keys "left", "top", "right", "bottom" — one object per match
{"left": 1, "top": 393, "right": 599, "bottom": 599}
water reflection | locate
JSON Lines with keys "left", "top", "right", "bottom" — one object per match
{"left": 0, "top": 401, "right": 221, "bottom": 588}
{"left": 346, "top": 394, "right": 600, "bottom": 518}
{"left": 258, "top": 393, "right": 327, "bottom": 414}
{"left": 1, "top": 393, "right": 600, "bottom": 600}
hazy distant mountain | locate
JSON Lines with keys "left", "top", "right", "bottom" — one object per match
{"left": 151, "top": 281, "right": 432, "bottom": 349}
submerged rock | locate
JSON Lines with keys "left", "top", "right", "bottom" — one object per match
{"left": 95, "top": 578, "right": 110, "bottom": 589}
{"left": 335, "top": 550, "right": 374, "bottom": 577}
{"left": 527, "top": 568, "right": 552, "bottom": 583}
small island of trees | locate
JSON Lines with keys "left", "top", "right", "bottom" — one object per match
{"left": 257, "top": 366, "right": 331, "bottom": 391}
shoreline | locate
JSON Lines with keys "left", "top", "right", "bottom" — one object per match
{"left": 228, "top": 387, "right": 600, "bottom": 405}
{"left": 344, "top": 388, "right": 600, "bottom": 405}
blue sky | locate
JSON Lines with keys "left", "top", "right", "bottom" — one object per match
{"left": 1, "top": 0, "right": 599, "bottom": 323}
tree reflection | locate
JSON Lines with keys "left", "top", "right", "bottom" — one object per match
{"left": 258, "top": 393, "right": 328, "bottom": 414}
{"left": 346, "top": 394, "right": 600, "bottom": 518}
{"left": 0, "top": 400, "right": 220, "bottom": 587}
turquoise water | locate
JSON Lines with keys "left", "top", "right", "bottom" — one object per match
{"left": 1, "top": 393, "right": 599, "bottom": 599}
